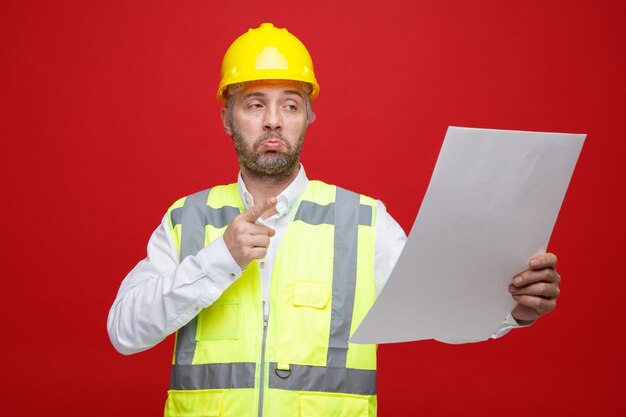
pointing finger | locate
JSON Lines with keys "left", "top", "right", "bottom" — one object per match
{"left": 242, "top": 197, "right": 278, "bottom": 223}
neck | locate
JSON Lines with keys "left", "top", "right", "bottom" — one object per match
{"left": 241, "top": 165, "right": 300, "bottom": 212}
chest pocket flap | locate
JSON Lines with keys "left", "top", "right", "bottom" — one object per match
{"left": 293, "top": 281, "right": 330, "bottom": 309}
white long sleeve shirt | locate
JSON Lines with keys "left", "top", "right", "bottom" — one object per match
{"left": 107, "top": 166, "right": 522, "bottom": 355}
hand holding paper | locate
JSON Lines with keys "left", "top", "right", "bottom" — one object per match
{"left": 509, "top": 253, "right": 561, "bottom": 323}
{"left": 350, "top": 127, "right": 585, "bottom": 344}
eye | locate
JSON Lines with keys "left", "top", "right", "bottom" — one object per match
{"left": 248, "top": 102, "right": 264, "bottom": 110}
{"left": 284, "top": 104, "right": 298, "bottom": 111}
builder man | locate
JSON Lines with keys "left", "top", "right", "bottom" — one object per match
{"left": 108, "top": 23, "right": 560, "bottom": 417}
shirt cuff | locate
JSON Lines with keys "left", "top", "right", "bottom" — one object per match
{"left": 194, "top": 236, "right": 243, "bottom": 295}
{"left": 490, "top": 312, "right": 534, "bottom": 339}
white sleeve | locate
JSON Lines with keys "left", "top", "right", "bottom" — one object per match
{"left": 373, "top": 200, "right": 527, "bottom": 343}
{"left": 106, "top": 214, "right": 242, "bottom": 355}
{"left": 373, "top": 201, "right": 407, "bottom": 296}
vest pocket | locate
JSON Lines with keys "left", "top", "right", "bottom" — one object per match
{"left": 299, "top": 392, "right": 369, "bottom": 417}
{"left": 166, "top": 389, "right": 224, "bottom": 417}
{"left": 292, "top": 281, "right": 330, "bottom": 309}
{"left": 196, "top": 300, "right": 241, "bottom": 340}
{"left": 274, "top": 281, "right": 332, "bottom": 365}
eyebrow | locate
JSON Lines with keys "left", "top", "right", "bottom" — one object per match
{"left": 242, "top": 90, "right": 305, "bottom": 100}
{"left": 282, "top": 90, "right": 306, "bottom": 99}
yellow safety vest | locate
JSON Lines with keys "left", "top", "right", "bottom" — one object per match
{"left": 164, "top": 180, "right": 378, "bottom": 417}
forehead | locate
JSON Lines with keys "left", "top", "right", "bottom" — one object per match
{"left": 238, "top": 80, "right": 306, "bottom": 100}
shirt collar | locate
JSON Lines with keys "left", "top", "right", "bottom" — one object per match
{"left": 237, "top": 165, "right": 309, "bottom": 218}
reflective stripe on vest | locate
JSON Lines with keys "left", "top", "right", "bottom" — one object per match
{"left": 170, "top": 361, "right": 376, "bottom": 395}
{"left": 170, "top": 362, "right": 256, "bottom": 390}
{"left": 268, "top": 362, "right": 376, "bottom": 396}
{"left": 171, "top": 190, "right": 242, "bottom": 365}
{"left": 169, "top": 184, "right": 376, "bottom": 396}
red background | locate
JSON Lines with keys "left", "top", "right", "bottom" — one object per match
{"left": 1, "top": 1, "right": 625, "bottom": 416}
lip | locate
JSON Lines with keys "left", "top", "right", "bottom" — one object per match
{"left": 258, "top": 139, "right": 286, "bottom": 151}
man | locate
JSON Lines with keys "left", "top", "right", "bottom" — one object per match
{"left": 107, "top": 23, "right": 560, "bottom": 417}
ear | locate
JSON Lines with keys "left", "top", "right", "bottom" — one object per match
{"left": 308, "top": 111, "right": 316, "bottom": 125}
{"left": 221, "top": 107, "right": 233, "bottom": 135}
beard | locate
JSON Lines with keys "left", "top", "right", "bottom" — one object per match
{"left": 232, "top": 129, "right": 305, "bottom": 181}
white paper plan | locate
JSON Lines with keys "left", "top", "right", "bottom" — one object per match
{"left": 350, "top": 127, "right": 585, "bottom": 344}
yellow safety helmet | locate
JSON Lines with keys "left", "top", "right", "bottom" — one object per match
{"left": 217, "top": 23, "right": 320, "bottom": 104}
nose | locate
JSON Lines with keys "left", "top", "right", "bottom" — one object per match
{"left": 263, "top": 105, "right": 282, "bottom": 131}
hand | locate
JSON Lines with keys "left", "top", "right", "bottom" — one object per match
{"left": 223, "top": 197, "right": 277, "bottom": 269}
{"left": 509, "top": 253, "right": 561, "bottom": 324}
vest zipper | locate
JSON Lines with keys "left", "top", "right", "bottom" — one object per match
{"left": 257, "top": 310, "right": 269, "bottom": 417}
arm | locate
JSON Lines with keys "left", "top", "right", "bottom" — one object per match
{"left": 107, "top": 197, "right": 277, "bottom": 355}
{"left": 373, "top": 201, "right": 406, "bottom": 295}
{"left": 106, "top": 214, "right": 243, "bottom": 355}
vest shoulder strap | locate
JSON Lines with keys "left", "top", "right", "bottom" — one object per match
{"left": 167, "top": 185, "right": 241, "bottom": 259}
{"left": 295, "top": 180, "right": 375, "bottom": 228}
